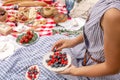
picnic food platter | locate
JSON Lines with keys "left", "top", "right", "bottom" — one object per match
{"left": 0, "top": 0, "right": 68, "bottom": 37}
{"left": 42, "top": 51, "right": 71, "bottom": 72}
{"left": 16, "top": 30, "right": 39, "bottom": 46}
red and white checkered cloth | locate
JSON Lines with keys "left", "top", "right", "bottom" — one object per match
{"left": 1, "top": 1, "right": 67, "bottom": 37}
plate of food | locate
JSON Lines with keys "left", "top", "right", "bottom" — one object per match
{"left": 16, "top": 30, "right": 39, "bottom": 46}
{"left": 25, "top": 65, "right": 40, "bottom": 80}
{"left": 42, "top": 51, "right": 71, "bottom": 72}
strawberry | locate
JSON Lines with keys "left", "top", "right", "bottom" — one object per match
{"left": 28, "top": 35, "right": 33, "bottom": 40}
{"left": 20, "top": 39, "right": 24, "bottom": 43}
{"left": 25, "top": 38, "right": 29, "bottom": 43}
{"left": 33, "top": 74, "right": 36, "bottom": 78}
{"left": 21, "top": 35, "right": 26, "bottom": 40}
{"left": 47, "top": 61, "right": 52, "bottom": 66}
{"left": 27, "top": 30, "right": 32, "bottom": 35}
{"left": 64, "top": 61, "right": 68, "bottom": 65}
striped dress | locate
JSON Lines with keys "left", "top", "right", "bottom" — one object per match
{"left": 0, "top": 0, "right": 120, "bottom": 80}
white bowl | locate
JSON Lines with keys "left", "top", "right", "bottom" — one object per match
{"left": 42, "top": 50, "right": 71, "bottom": 72}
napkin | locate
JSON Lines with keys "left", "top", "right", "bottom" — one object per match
{"left": 58, "top": 17, "right": 86, "bottom": 31}
{"left": 13, "top": 23, "right": 30, "bottom": 33}
{"left": 0, "top": 42, "right": 15, "bottom": 60}
{"left": 0, "top": 42, "right": 7, "bottom": 52}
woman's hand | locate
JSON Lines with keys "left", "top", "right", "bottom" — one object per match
{"left": 57, "top": 65, "right": 77, "bottom": 75}
{"left": 52, "top": 39, "right": 76, "bottom": 51}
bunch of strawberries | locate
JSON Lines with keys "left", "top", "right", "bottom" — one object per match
{"left": 19, "top": 30, "right": 34, "bottom": 44}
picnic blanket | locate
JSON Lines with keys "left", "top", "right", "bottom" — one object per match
{"left": 1, "top": 1, "right": 67, "bottom": 37}
{"left": 0, "top": 34, "right": 82, "bottom": 80}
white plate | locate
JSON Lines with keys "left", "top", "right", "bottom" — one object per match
{"left": 0, "top": 42, "right": 14, "bottom": 60}
{"left": 42, "top": 51, "right": 71, "bottom": 72}
{"left": 16, "top": 32, "right": 39, "bottom": 46}
{"left": 25, "top": 65, "right": 40, "bottom": 80}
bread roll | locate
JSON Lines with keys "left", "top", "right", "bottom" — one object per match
{"left": 53, "top": 13, "right": 68, "bottom": 23}
{"left": 40, "top": 7, "right": 58, "bottom": 18}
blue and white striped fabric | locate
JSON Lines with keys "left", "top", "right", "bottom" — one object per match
{"left": 0, "top": 0, "right": 120, "bottom": 80}
{"left": 0, "top": 34, "right": 83, "bottom": 80}
{"left": 0, "top": 35, "right": 73, "bottom": 80}
{"left": 0, "top": 35, "right": 67, "bottom": 80}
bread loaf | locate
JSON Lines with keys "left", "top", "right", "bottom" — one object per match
{"left": 3, "top": 0, "right": 31, "bottom": 6}
{"left": 18, "top": 1, "right": 47, "bottom": 7}
{"left": 3, "top": 0, "right": 47, "bottom": 7}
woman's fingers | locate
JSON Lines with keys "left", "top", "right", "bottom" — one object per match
{"left": 51, "top": 40, "right": 64, "bottom": 51}
{"left": 51, "top": 44, "right": 56, "bottom": 51}
{"left": 57, "top": 44, "right": 65, "bottom": 51}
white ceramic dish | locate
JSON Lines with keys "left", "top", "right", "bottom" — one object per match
{"left": 25, "top": 65, "right": 40, "bottom": 80}
{"left": 42, "top": 51, "right": 71, "bottom": 72}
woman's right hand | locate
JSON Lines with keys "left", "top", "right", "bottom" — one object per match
{"left": 51, "top": 39, "right": 76, "bottom": 51}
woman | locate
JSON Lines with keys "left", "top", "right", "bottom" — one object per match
{"left": 0, "top": 0, "right": 120, "bottom": 80}
{"left": 52, "top": 0, "right": 120, "bottom": 79}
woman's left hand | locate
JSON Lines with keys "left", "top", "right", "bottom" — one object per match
{"left": 57, "top": 65, "right": 77, "bottom": 75}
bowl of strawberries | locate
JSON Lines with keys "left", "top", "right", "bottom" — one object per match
{"left": 42, "top": 50, "right": 71, "bottom": 72}
{"left": 16, "top": 30, "right": 39, "bottom": 46}
{"left": 25, "top": 65, "right": 40, "bottom": 80}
